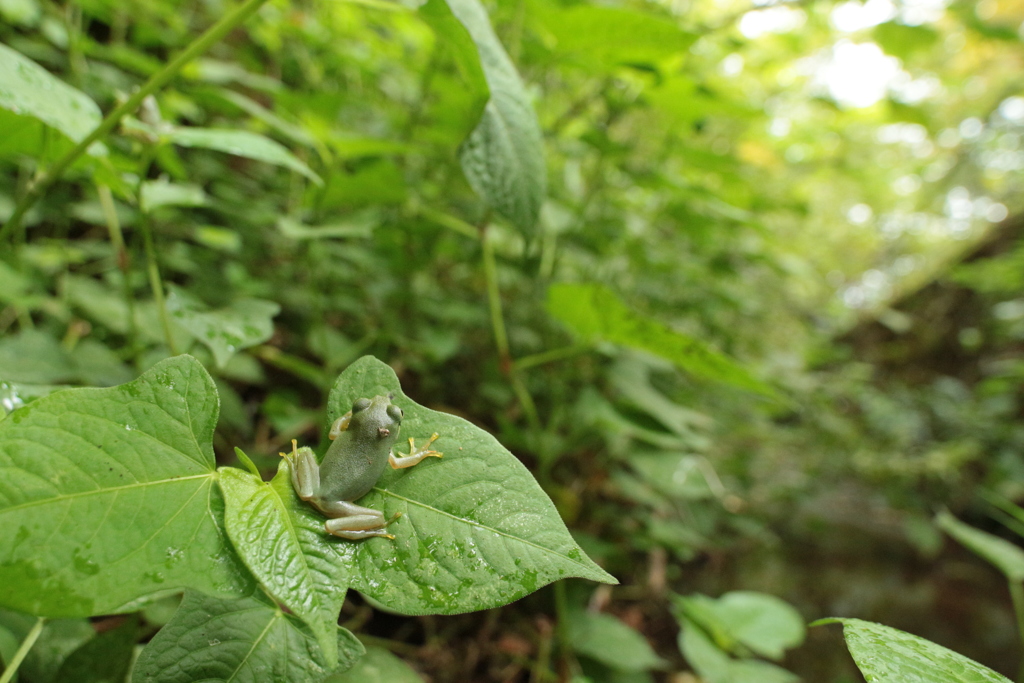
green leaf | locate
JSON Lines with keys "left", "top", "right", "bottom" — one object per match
{"left": 676, "top": 592, "right": 805, "bottom": 661}
{"left": 131, "top": 591, "right": 364, "bottom": 683}
{"left": 0, "top": 330, "right": 76, "bottom": 384}
{"left": 325, "top": 645, "right": 424, "bottom": 683}
{"left": 277, "top": 213, "right": 376, "bottom": 240}
{"left": 0, "top": 43, "right": 102, "bottom": 159}
{"left": 219, "top": 466, "right": 348, "bottom": 667}
{"left": 0, "top": 622, "right": 19, "bottom": 683}
{"left": 165, "top": 127, "right": 323, "bottom": 185}
{"left": 538, "top": 5, "right": 696, "bottom": 70}
{"left": 935, "top": 511, "right": 1024, "bottom": 582}
{"left": 55, "top": 616, "right": 137, "bottom": 683}
{"left": 566, "top": 610, "right": 667, "bottom": 672}
{"left": 816, "top": 618, "right": 1011, "bottom": 683}
{"left": 323, "top": 356, "right": 616, "bottom": 615}
{"left": 444, "top": 0, "right": 546, "bottom": 234}
{"left": 139, "top": 179, "right": 208, "bottom": 212}
{"left": 419, "top": 0, "right": 489, "bottom": 121}
{"left": 167, "top": 292, "right": 280, "bottom": 368}
{"left": 0, "top": 612, "right": 94, "bottom": 683}
{"left": 678, "top": 617, "right": 798, "bottom": 683}
{"left": 547, "top": 283, "right": 774, "bottom": 397}
{"left": 0, "top": 355, "right": 252, "bottom": 617}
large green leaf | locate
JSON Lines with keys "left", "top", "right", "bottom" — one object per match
{"left": 936, "top": 511, "right": 1024, "bottom": 582}
{"left": 0, "top": 355, "right": 252, "bottom": 616}
{"left": 547, "top": 283, "right": 774, "bottom": 397}
{"left": 131, "top": 591, "right": 364, "bottom": 683}
{"left": 165, "top": 127, "right": 323, "bottom": 185}
{"left": 0, "top": 43, "right": 102, "bottom": 159}
{"left": 816, "top": 618, "right": 1011, "bottom": 683}
{"left": 219, "top": 466, "right": 348, "bottom": 667}
{"left": 566, "top": 610, "right": 667, "bottom": 672}
{"left": 325, "top": 645, "right": 424, "bottom": 683}
{"left": 320, "top": 356, "right": 615, "bottom": 615}
{"left": 167, "top": 292, "right": 280, "bottom": 368}
{"left": 443, "top": 0, "right": 546, "bottom": 234}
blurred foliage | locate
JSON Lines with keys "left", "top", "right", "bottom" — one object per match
{"left": 2, "top": 0, "right": 1024, "bottom": 679}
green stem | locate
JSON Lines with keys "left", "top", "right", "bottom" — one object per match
{"left": 481, "top": 224, "right": 509, "bottom": 360}
{"left": 0, "top": 617, "right": 45, "bottom": 683}
{"left": 139, "top": 215, "right": 178, "bottom": 356}
{"left": 1011, "top": 581, "right": 1024, "bottom": 682}
{"left": 97, "top": 183, "right": 138, "bottom": 347}
{"left": 515, "top": 344, "right": 590, "bottom": 372}
{"left": 0, "top": 0, "right": 273, "bottom": 242}
{"left": 480, "top": 223, "right": 540, "bottom": 429}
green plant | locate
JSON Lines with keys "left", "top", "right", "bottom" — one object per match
{"left": 0, "top": 355, "right": 613, "bottom": 680}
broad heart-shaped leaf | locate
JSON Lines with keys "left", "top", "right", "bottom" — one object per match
{"left": 219, "top": 466, "right": 347, "bottom": 668}
{"left": 0, "top": 355, "right": 252, "bottom": 617}
{"left": 816, "top": 618, "right": 1011, "bottom": 683}
{"left": 131, "top": 590, "right": 364, "bottom": 683}
{"left": 323, "top": 356, "right": 615, "bottom": 615}
{"left": 444, "top": 0, "right": 546, "bottom": 235}
{"left": 325, "top": 645, "right": 424, "bottom": 683}
{"left": 547, "top": 283, "right": 775, "bottom": 398}
{"left": 566, "top": 610, "right": 667, "bottom": 672}
{"left": 0, "top": 43, "right": 102, "bottom": 160}
{"left": 936, "top": 510, "right": 1024, "bottom": 582}
{"left": 164, "top": 127, "right": 323, "bottom": 186}
{"left": 167, "top": 292, "right": 280, "bottom": 368}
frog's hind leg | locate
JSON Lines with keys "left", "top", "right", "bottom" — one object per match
{"left": 320, "top": 500, "right": 396, "bottom": 540}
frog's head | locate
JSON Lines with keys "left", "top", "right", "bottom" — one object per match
{"left": 350, "top": 394, "right": 403, "bottom": 440}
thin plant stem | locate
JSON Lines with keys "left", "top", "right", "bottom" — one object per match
{"left": 0, "top": 617, "right": 45, "bottom": 683}
{"left": 138, "top": 215, "right": 177, "bottom": 355}
{"left": 480, "top": 223, "right": 509, "bottom": 360}
{"left": 97, "top": 183, "right": 138, "bottom": 347}
{"left": 515, "top": 344, "right": 590, "bottom": 372}
{"left": 480, "top": 223, "right": 541, "bottom": 429}
{"left": 0, "top": 0, "right": 273, "bottom": 242}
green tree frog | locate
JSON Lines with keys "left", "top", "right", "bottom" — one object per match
{"left": 284, "top": 394, "right": 442, "bottom": 539}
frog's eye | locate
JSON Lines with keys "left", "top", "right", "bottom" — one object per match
{"left": 351, "top": 398, "right": 371, "bottom": 413}
{"left": 387, "top": 405, "right": 403, "bottom": 422}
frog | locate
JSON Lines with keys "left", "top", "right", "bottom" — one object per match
{"left": 284, "top": 394, "right": 442, "bottom": 539}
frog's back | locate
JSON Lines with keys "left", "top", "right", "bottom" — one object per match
{"left": 317, "top": 412, "right": 397, "bottom": 501}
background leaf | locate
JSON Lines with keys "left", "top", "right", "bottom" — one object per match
{"left": 320, "top": 356, "right": 615, "bottom": 615}
{"left": 0, "top": 355, "right": 251, "bottom": 616}
{"left": 566, "top": 610, "right": 667, "bottom": 672}
{"left": 935, "top": 511, "right": 1024, "bottom": 582}
{"left": 0, "top": 611, "right": 94, "bottom": 683}
{"left": 131, "top": 590, "right": 364, "bottom": 683}
{"left": 818, "top": 618, "right": 1012, "bottom": 683}
{"left": 0, "top": 43, "right": 102, "bottom": 159}
{"left": 55, "top": 616, "right": 137, "bottom": 683}
{"left": 325, "top": 645, "right": 424, "bottom": 683}
{"left": 548, "top": 283, "right": 774, "bottom": 397}
{"left": 678, "top": 617, "right": 799, "bottom": 683}
{"left": 168, "top": 294, "right": 280, "bottom": 368}
{"left": 676, "top": 591, "right": 806, "bottom": 660}
{"left": 444, "top": 0, "right": 546, "bottom": 234}
{"left": 164, "top": 127, "right": 322, "bottom": 186}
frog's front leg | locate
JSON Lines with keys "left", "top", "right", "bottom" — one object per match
{"left": 389, "top": 433, "right": 443, "bottom": 469}
{"left": 317, "top": 500, "right": 398, "bottom": 540}
{"left": 284, "top": 441, "right": 320, "bottom": 502}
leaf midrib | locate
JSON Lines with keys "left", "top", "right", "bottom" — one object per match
{"left": 0, "top": 473, "right": 213, "bottom": 515}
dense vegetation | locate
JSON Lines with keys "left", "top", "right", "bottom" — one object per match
{"left": 1, "top": 0, "right": 1023, "bottom": 680}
